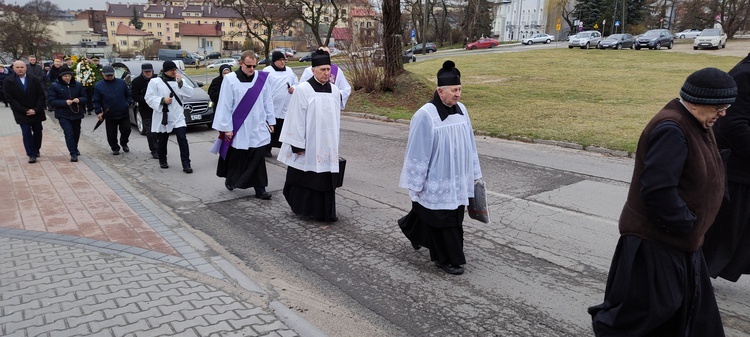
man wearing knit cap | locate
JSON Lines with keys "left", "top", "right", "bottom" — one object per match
{"left": 589, "top": 67, "right": 736, "bottom": 336}
{"left": 212, "top": 50, "right": 275, "bottom": 197}
{"left": 130, "top": 63, "right": 159, "bottom": 159}
{"left": 145, "top": 60, "right": 194, "bottom": 172}
{"left": 94, "top": 65, "right": 133, "bottom": 155}
{"left": 47, "top": 64, "right": 86, "bottom": 162}
{"left": 278, "top": 49, "right": 342, "bottom": 221}
{"left": 299, "top": 46, "right": 351, "bottom": 109}
{"left": 262, "top": 50, "right": 298, "bottom": 157}
{"left": 397, "top": 61, "right": 482, "bottom": 275}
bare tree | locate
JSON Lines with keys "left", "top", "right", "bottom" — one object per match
{"left": 287, "top": 0, "right": 341, "bottom": 47}
{"left": 0, "top": 0, "right": 59, "bottom": 58}
{"left": 382, "top": 0, "right": 403, "bottom": 90}
{"left": 217, "top": 0, "right": 296, "bottom": 60}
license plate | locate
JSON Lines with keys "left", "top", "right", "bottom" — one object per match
{"left": 190, "top": 115, "right": 202, "bottom": 121}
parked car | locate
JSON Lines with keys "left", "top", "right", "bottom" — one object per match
{"left": 111, "top": 61, "right": 214, "bottom": 134}
{"left": 204, "top": 52, "right": 222, "bottom": 59}
{"left": 634, "top": 29, "right": 673, "bottom": 50}
{"left": 522, "top": 33, "right": 555, "bottom": 45}
{"left": 371, "top": 49, "right": 416, "bottom": 66}
{"left": 349, "top": 47, "right": 378, "bottom": 59}
{"left": 230, "top": 54, "right": 242, "bottom": 60}
{"left": 597, "top": 34, "right": 635, "bottom": 49}
{"left": 272, "top": 48, "right": 294, "bottom": 58}
{"left": 190, "top": 53, "right": 204, "bottom": 61}
{"left": 568, "top": 30, "right": 602, "bottom": 49}
{"left": 693, "top": 28, "right": 727, "bottom": 49}
{"left": 299, "top": 52, "right": 313, "bottom": 62}
{"left": 206, "top": 58, "right": 238, "bottom": 69}
{"left": 675, "top": 29, "right": 702, "bottom": 39}
{"left": 408, "top": 42, "right": 437, "bottom": 53}
{"left": 466, "top": 38, "right": 499, "bottom": 50}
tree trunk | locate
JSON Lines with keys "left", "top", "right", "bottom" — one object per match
{"left": 383, "top": 0, "right": 403, "bottom": 89}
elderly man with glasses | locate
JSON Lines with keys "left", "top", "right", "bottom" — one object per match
{"left": 212, "top": 50, "right": 275, "bottom": 198}
{"left": 94, "top": 65, "right": 133, "bottom": 156}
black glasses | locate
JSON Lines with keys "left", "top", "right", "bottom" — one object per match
{"left": 242, "top": 63, "right": 257, "bottom": 68}
{"left": 714, "top": 104, "right": 731, "bottom": 112}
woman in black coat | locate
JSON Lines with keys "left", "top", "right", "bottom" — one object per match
{"left": 48, "top": 65, "right": 87, "bottom": 162}
{"left": 208, "top": 64, "right": 232, "bottom": 107}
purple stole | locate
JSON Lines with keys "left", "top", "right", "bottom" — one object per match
{"left": 219, "top": 71, "right": 269, "bottom": 159}
{"left": 330, "top": 64, "right": 339, "bottom": 85}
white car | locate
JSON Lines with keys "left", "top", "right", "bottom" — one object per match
{"left": 676, "top": 29, "right": 702, "bottom": 39}
{"left": 693, "top": 28, "right": 727, "bottom": 50}
{"left": 207, "top": 58, "right": 238, "bottom": 69}
{"left": 568, "top": 30, "right": 602, "bottom": 49}
{"left": 522, "top": 33, "right": 555, "bottom": 45}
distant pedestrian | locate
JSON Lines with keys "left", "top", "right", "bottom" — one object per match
{"left": 703, "top": 54, "right": 750, "bottom": 282}
{"left": 212, "top": 51, "right": 275, "bottom": 196}
{"left": 25, "top": 55, "right": 44, "bottom": 80}
{"left": 397, "top": 61, "right": 482, "bottom": 275}
{"left": 47, "top": 65, "right": 86, "bottom": 162}
{"left": 589, "top": 67, "right": 736, "bottom": 336}
{"left": 93, "top": 65, "right": 133, "bottom": 155}
{"left": 0, "top": 65, "right": 10, "bottom": 107}
{"left": 145, "top": 60, "right": 194, "bottom": 173}
{"left": 47, "top": 59, "right": 63, "bottom": 88}
{"left": 278, "top": 49, "right": 342, "bottom": 221}
{"left": 208, "top": 64, "right": 232, "bottom": 108}
{"left": 299, "top": 46, "right": 351, "bottom": 110}
{"left": 3, "top": 60, "right": 47, "bottom": 163}
{"left": 262, "top": 50, "right": 298, "bottom": 157}
{"left": 130, "top": 63, "right": 159, "bottom": 159}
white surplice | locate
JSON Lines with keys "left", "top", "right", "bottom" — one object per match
{"left": 277, "top": 81, "right": 341, "bottom": 173}
{"left": 144, "top": 77, "right": 193, "bottom": 133}
{"left": 261, "top": 66, "right": 298, "bottom": 119}
{"left": 211, "top": 71, "right": 275, "bottom": 149}
{"left": 399, "top": 102, "right": 483, "bottom": 210}
{"left": 300, "top": 65, "right": 351, "bottom": 110}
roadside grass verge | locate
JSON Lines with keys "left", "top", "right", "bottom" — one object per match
{"left": 347, "top": 48, "right": 741, "bottom": 153}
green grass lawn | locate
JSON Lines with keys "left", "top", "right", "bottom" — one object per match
{"left": 365, "top": 48, "right": 741, "bottom": 153}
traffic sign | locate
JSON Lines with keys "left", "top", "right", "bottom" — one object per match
{"left": 556, "top": 23, "right": 561, "bottom": 31}
{"left": 615, "top": 20, "right": 620, "bottom": 27}
{"left": 411, "top": 29, "right": 416, "bottom": 38}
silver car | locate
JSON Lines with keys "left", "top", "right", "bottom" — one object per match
{"left": 112, "top": 61, "right": 214, "bottom": 134}
{"left": 522, "top": 33, "right": 555, "bottom": 45}
{"left": 568, "top": 31, "right": 602, "bottom": 49}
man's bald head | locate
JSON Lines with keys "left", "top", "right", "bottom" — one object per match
{"left": 12, "top": 60, "right": 27, "bottom": 77}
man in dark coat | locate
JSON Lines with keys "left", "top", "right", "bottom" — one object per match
{"left": 703, "top": 54, "right": 750, "bottom": 282}
{"left": 130, "top": 63, "right": 158, "bottom": 159}
{"left": 94, "top": 65, "right": 132, "bottom": 155}
{"left": 0, "top": 65, "right": 10, "bottom": 107}
{"left": 47, "top": 59, "right": 63, "bottom": 87}
{"left": 3, "top": 60, "right": 47, "bottom": 163}
{"left": 26, "top": 55, "right": 45, "bottom": 80}
{"left": 589, "top": 67, "right": 736, "bottom": 336}
{"left": 48, "top": 65, "right": 86, "bottom": 162}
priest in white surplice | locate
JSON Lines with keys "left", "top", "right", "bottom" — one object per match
{"left": 262, "top": 50, "right": 298, "bottom": 157}
{"left": 212, "top": 51, "right": 275, "bottom": 199}
{"left": 278, "top": 50, "right": 342, "bottom": 222}
{"left": 398, "top": 61, "right": 482, "bottom": 275}
{"left": 299, "top": 46, "right": 351, "bottom": 110}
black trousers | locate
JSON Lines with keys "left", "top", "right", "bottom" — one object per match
{"left": 142, "top": 117, "right": 158, "bottom": 154}
{"left": 84, "top": 87, "right": 94, "bottom": 112}
{"left": 105, "top": 116, "right": 131, "bottom": 151}
{"left": 156, "top": 126, "right": 190, "bottom": 168}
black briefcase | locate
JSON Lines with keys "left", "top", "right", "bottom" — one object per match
{"left": 334, "top": 157, "right": 346, "bottom": 187}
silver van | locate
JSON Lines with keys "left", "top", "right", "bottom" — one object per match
{"left": 112, "top": 61, "right": 214, "bottom": 134}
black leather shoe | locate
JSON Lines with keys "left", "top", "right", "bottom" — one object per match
{"left": 434, "top": 262, "right": 464, "bottom": 275}
{"left": 28, "top": 156, "right": 37, "bottom": 163}
{"left": 255, "top": 191, "right": 272, "bottom": 200}
{"left": 264, "top": 151, "right": 272, "bottom": 158}
{"left": 112, "top": 150, "right": 120, "bottom": 155}
{"left": 160, "top": 162, "right": 169, "bottom": 169}
{"left": 122, "top": 145, "right": 129, "bottom": 152}
{"left": 411, "top": 241, "right": 421, "bottom": 250}
{"left": 225, "top": 182, "right": 234, "bottom": 191}
{"left": 183, "top": 167, "right": 193, "bottom": 174}
{"left": 70, "top": 155, "right": 78, "bottom": 162}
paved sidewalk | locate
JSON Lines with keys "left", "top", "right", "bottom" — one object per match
{"left": 0, "top": 107, "right": 324, "bottom": 336}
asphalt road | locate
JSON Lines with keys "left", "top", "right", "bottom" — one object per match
{"left": 74, "top": 110, "right": 750, "bottom": 336}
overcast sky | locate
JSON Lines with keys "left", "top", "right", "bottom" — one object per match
{"left": 7, "top": 0, "right": 110, "bottom": 11}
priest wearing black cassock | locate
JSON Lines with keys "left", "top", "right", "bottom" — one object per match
{"left": 278, "top": 50, "right": 342, "bottom": 222}
{"left": 397, "top": 61, "right": 482, "bottom": 275}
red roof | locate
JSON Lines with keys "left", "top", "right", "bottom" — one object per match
{"left": 349, "top": 8, "right": 376, "bottom": 17}
{"left": 115, "top": 24, "right": 151, "bottom": 36}
{"left": 179, "top": 22, "right": 222, "bottom": 37}
{"left": 333, "top": 27, "right": 352, "bottom": 41}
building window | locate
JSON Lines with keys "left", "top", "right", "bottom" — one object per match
{"left": 207, "top": 41, "right": 213, "bottom": 47}
{"left": 120, "top": 40, "right": 127, "bottom": 46}
{"left": 230, "top": 22, "right": 235, "bottom": 27}
{"left": 158, "top": 32, "right": 162, "bottom": 36}
{"left": 174, "top": 23, "right": 178, "bottom": 28}
{"left": 167, "top": 36, "right": 171, "bottom": 41}
{"left": 221, "top": 22, "right": 225, "bottom": 27}
{"left": 237, "top": 32, "right": 242, "bottom": 37}
{"left": 133, "top": 40, "right": 139, "bottom": 46}
{"left": 238, "top": 23, "right": 242, "bottom": 28}
{"left": 166, "top": 27, "right": 170, "bottom": 32}
{"left": 110, "top": 21, "right": 114, "bottom": 27}
{"left": 222, "top": 31, "right": 226, "bottom": 36}
{"left": 157, "top": 23, "right": 161, "bottom": 28}
{"left": 147, "top": 22, "right": 152, "bottom": 28}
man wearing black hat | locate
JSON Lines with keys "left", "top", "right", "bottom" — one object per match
{"left": 47, "top": 65, "right": 86, "bottom": 162}
{"left": 397, "top": 60, "right": 482, "bottom": 275}
{"left": 278, "top": 49, "right": 342, "bottom": 221}
{"left": 130, "top": 63, "right": 159, "bottom": 159}
{"left": 212, "top": 51, "right": 275, "bottom": 195}
{"left": 262, "top": 50, "right": 299, "bottom": 157}
{"left": 94, "top": 65, "right": 133, "bottom": 155}
{"left": 144, "top": 60, "right": 194, "bottom": 173}
{"left": 589, "top": 67, "right": 736, "bottom": 336}
{"left": 299, "top": 46, "right": 351, "bottom": 109}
